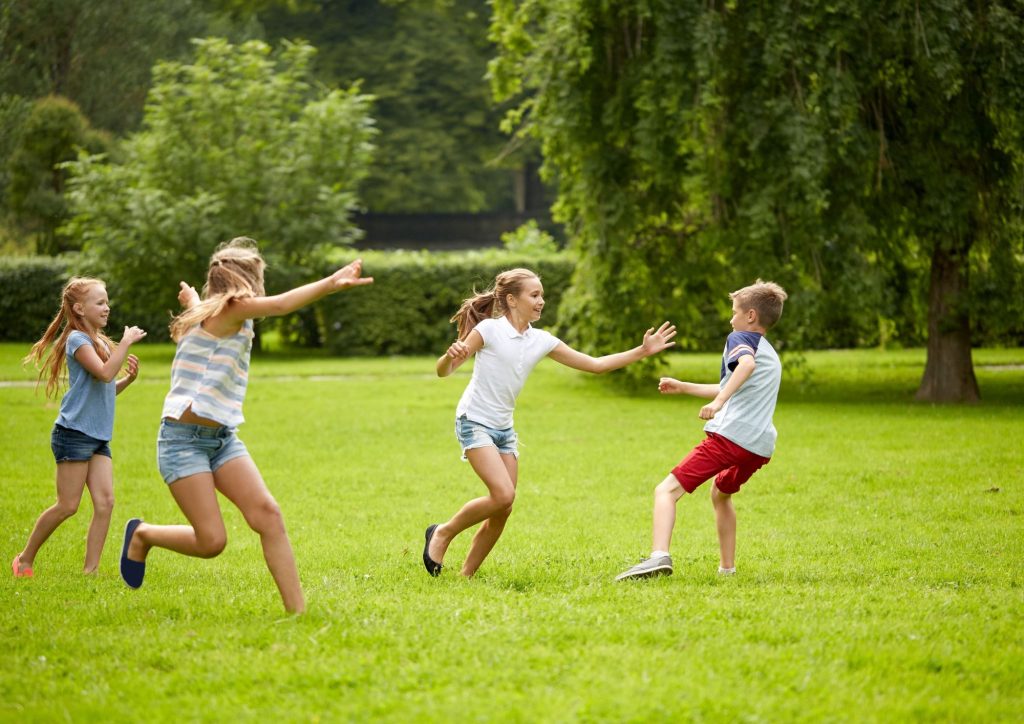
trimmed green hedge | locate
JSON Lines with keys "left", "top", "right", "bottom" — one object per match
{"left": 319, "top": 249, "right": 575, "bottom": 356}
{"left": 0, "top": 255, "right": 73, "bottom": 342}
{"left": 0, "top": 250, "right": 576, "bottom": 355}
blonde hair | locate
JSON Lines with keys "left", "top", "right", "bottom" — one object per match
{"left": 730, "top": 279, "right": 788, "bottom": 329}
{"left": 450, "top": 268, "right": 540, "bottom": 340}
{"left": 24, "top": 277, "right": 114, "bottom": 399}
{"left": 169, "top": 237, "right": 266, "bottom": 341}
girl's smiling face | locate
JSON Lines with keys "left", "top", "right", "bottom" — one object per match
{"left": 75, "top": 284, "right": 110, "bottom": 331}
{"left": 510, "top": 277, "right": 545, "bottom": 323}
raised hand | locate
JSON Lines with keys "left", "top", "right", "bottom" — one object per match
{"left": 122, "top": 326, "right": 147, "bottom": 345}
{"left": 329, "top": 259, "right": 374, "bottom": 291}
{"left": 642, "top": 321, "right": 677, "bottom": 356}
{"left": 123, "top": 354, "right": 140, "bottom": 383}
{"left": 658, "top": 377, "right": 686, "bottom": 394}
{"left": 178, "top": 281, "right": 200, "bottom": 309}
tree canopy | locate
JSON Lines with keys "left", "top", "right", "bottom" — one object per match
{"left": 62, "top": 38, "right": 376, "bottom": 338}
{"left": 490, "top": 0, "right": 1024, "bottom": 399}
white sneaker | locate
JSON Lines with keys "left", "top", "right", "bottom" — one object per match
{"left": 615, "top": 555, "right": 673, "bottom": 581}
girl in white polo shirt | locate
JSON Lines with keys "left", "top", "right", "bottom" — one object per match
{"left": 423, "top": 268, "right": 676, "bottom": 577}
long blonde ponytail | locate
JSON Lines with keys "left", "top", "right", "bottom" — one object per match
{"left": 450, "top": 268, "right": 539, "bottom": 340}
{"left": 24, "top": 277, "right": 114, "bottom": 399}
{"left": 169, "top": 237, "right": 267, "bottom": 341}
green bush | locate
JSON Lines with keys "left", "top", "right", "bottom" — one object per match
{"left": 319, "top": 249, "right": 575, "bottom": 356}
{"left": 0, "top": 255, "right": 72, "bottom": 341}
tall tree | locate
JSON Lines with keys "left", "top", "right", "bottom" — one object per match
{"left": 490, "top": 1, "right": 1024, "bottom": 399}
{"left": 62, "top": 39, "right": 376, "bottom": 338}
{"left": 261, "top": 0, "right": 519, "bottom": 212}
{"left": 0, "top": 0, "right": 220, "bottom": 134}
{"left": 6, "top": 96, "right": 109, "bottom": 254}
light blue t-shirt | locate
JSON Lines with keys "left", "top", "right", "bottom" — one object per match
{"left": 703, "top": 331, "right": 781, "bottom": 457}
{"left": 56, "top": 330, "right": 116, "bottom": 441}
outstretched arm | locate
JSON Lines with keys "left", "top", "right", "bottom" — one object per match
{"left": 225, "top": 259, "right": 373, "bottom": 322}
{"left": 547, "top": 321, "right": 676, "bottom": 374}
{"left": 437, "top": 330, "right": 484, "bottom": 377}
{"left": 658, "top": 377, "right": 720, "bottom": 399}
{"left": 698, "top": 354, "right": 755, "bottom": 420}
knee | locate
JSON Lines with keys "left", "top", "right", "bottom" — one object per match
{"left": 655, "top": 477, "right": 681, "bottom": 498}
{"left": 246, "top": 498, "right": 285, "bottom": 535}
{"left": 492, "top": 486, "right": 516, "bottom": 509}
{"left": 93, "top": 493, "right": 114, "bottom": 517}
{"left": 711, "top": 485, "right": 732, "bottom": 506}
{"left": 195, "top": 529, "right": 227, "bottom": 558}
{"left": 53, "top": 500, "right": 80, "bottom": 520}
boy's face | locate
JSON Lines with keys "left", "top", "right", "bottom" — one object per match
{"left": 729, "top": 299, "right": 758, "bottom": 332}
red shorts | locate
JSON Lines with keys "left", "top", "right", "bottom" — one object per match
{"left": 670, "top": 432, "right": 770, "bottom": 495}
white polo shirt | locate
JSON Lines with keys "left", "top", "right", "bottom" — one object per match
{"left": 456, "top": 316, "right": 561, "bottom": 429}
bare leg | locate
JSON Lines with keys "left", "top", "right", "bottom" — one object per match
{"left": 82, "top": 455, "right": 115, "bottom": 573}
{"left": 126, "top": 472, "right": 227, "bottom": 561}
{"left": 428, "top": 446, "right": 516, "bottom": 566}
{"left": 652, "top": 474, "right": 686, "bottom": 554}
{"left": 711, "top": 483, "right": 736, "bottom": 569}
{"left": 18, "top": 461, "right": 89, "bottom": 569}
{"left": 213, "top": 456, "right": 304, "bottom": 614}
{"left": 461, "top": 453, "right": 518, "bottom": 577}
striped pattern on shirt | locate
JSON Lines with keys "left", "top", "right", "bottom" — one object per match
{"left": 161, "top": 320, "right": 253, "bottom": 427}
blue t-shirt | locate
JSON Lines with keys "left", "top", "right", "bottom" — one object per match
{"left": 55, "top": 331, "right": 116, "bottom": 441}
{"left": 703, "top": 331, "right": 781, "bottom": 457}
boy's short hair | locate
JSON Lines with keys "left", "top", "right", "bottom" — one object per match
{"left": 730, "top": 279, "right": 788, "bottom": 329}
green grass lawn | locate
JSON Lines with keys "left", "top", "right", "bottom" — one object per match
{"left": 1, "top": 344, "right": 1022, "bottom": 721}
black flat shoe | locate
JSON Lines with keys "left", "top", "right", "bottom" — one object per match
{"left": 422, "top": 524, "right": 443, "bottom": 577}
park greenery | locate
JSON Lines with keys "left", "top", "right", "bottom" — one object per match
{"left": 1, "top": 345, "right": 1022, "bottom": 720}
{"left": 0, "top": 0, "right": 1021, "bottom": 395}
{"left": 490, "top": 0, "right": 1024, "bottom": 400}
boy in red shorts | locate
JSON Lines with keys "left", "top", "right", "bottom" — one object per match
{"left": 616, "top": 280, "right": 787, "bottom": 580}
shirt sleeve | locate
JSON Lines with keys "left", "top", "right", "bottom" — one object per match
{"left": 66, "top": 331, "right": 94, "bottom": 357}
{"left": 474, "top": 318, "right": 496, "bottom": 348}
{"left": 541, "top": 329, "right": 561, "bottom": 355}
{"left": 725, "top": 331, "right": 761, "bottom": 371}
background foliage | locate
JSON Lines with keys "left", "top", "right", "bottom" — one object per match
{"left": 261, "top": 0, "right": 521, "bottom": 213}
{"left": 320, "top": 248, "right": 573, "bottom": 356}
{"left": 489, "top": 0, "right": 1024, "bottom": 392}
{"left": 61, "top": 38, "right": 376, "bottom": 341}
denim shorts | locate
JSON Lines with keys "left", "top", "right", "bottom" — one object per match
{"left": 455, "top": 415, "right": 518, "bottom": 460}
{"left": 51, "top": 424, "right": 111, "bottom": 463}
{"left": 157, "top": 419, "right": 249, "bottom": 484}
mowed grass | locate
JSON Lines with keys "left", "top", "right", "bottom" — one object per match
{"left": 1, "top": 343, "right": 1022, "bottom": 722}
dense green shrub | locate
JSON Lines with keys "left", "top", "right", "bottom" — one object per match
{"left": 0, "top": 255, "right": 72, "bottom": 341}
{"left": 318, "top": 249, "right": 574, "bottom": 356}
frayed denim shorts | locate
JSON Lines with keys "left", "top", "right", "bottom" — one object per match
{"left": 455, "top": 415, "right": 518, "bottom": 460}
{"left": 157, "top": 419, "right": 249, "bottom": 484}
{"left": 51, "top": 424, "right": 111, "bottom": 463}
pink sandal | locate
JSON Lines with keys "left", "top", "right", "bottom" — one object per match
{"left": 12, "top": 554, "right": 33, "bottom": 578}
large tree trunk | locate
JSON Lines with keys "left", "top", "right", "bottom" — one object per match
{"left": 916, "top": 242, "right": 980, "bottom": 403}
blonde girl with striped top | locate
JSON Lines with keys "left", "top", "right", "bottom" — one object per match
{"left": 119, "top": 237, "right": 372, "bottom": 613}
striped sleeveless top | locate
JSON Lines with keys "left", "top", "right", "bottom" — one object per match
{"left": 161, "top": 320, "right": 253, "bottom": 427}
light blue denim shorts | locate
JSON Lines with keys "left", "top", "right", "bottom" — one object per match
{"left": 157, "top": 419, "right": 249, "bottom": 484}
{"left": 455, "top": 415, "right": 518, "bottom": 460}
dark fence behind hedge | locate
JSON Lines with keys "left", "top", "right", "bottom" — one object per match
{"left": 0, "top": 251, "right": 576, "bottom": 355}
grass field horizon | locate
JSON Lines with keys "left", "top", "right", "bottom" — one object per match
{"left": 1, "top": 344, "right": 1021, "bottom": 721}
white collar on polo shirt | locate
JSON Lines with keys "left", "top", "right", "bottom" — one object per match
{"left": 499, "top": 315, "right": 533, "bottom": 338}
